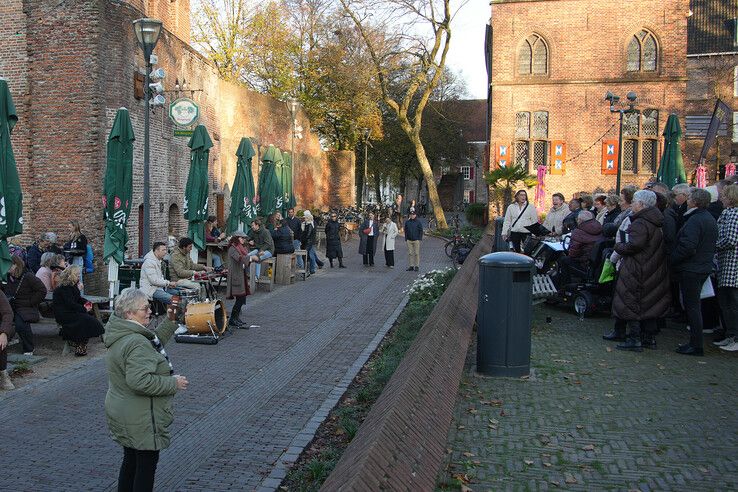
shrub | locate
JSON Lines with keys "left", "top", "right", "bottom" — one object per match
{"left": 465, "top": 203, "right": 486, "bottom": 225}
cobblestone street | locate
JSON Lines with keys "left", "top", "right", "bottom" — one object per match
{"left": 1, "top": 237, "right": 449, "bottom": 492}
{"left": 440, "top": 304, "right": 738, "bottom": 491}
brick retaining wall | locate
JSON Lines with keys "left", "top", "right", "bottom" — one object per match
{"left": 321, "top": 233, "right": 493, "bottom": 491}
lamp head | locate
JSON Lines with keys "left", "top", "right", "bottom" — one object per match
{"left": 604, "top": 91, "right": 620, "bottom": 104}
{"left": 132, "top": 18, "right": 163, "bottom": 55}
{"left": 288, "top": 97, "right": 299, "bottom": 116}
{"left": 626, "top": 91, "right": 638, "bottom": 103}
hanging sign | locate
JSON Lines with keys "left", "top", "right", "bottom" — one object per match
{"left": 601, "top": 140, "right": 618, "bottom": 175}
{"left": 550, "top": 140, "right": 566, "bottom": 175}
{"left": 169, "top": 97, "right": 200, "bottom": 129}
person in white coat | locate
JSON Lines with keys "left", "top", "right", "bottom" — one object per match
{"left": 501, "top": 190, "right": 539, "bottom": 253}
{"left": 140, "top": 242, "right": 178, "bottom": 304}
{"left": 381, "top": 217, "right": 399, "bottom": 268}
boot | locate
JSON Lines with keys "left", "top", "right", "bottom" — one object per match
{"left": 602, "top": 330, "right": 626, "bottom": 342}
{"left": 641, "top": 333, "right": 657, "bottom": 350}
{"left": 339, "top": 258, "right": 346, "bottom": 268}
{"left": 329, "top": 259, "right": 334, "bottom": 268}
{"left": 616, "top": 337, "right": 643, "bottom": 352}
{"left": 0, "top": 369, "right": 14, "bottom": 390}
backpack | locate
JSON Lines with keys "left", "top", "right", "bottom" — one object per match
{"left": 84, "top": 244, "right": 94, "bottom": 273}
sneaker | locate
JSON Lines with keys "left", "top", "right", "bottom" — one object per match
{"left": 713, "top": 337, "right": 735, "bottom": 347}
{"left": 406, "top": 267, "right": 414, "bottom": 271}
{"left": 414, "top": 267, "right": 419, "bottom": 272}
{"left": 686, "top": 326, "right": 715, "bottom": 334}
{"left": 719, "top": 341, "right": 738, "bottom": 352}
{"left": 175, "top": 324, "right": 189, "bottom": 335}
{"left": 23, "top": 352, "right": 33, "bottom": 357}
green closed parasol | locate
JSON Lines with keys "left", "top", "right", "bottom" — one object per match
{"left": 185, "top": 125, "right": 212, "bottom": 251}
{"left": 227, "top": 137, "right": 258, "bottom": 233}
{"left": 656, "top": 114, "right": 687, "bottom": 187}
{"left": 103, "top": 108, "right": 134, "bottom": 266}
{"left": 281, "top": 150, "right": 296, "bottom": 214}
{"left": 257, "top": 145, "right": 284, "bottom": 217}
{"left": 0, "top": 79, "right": 24, "bottom": 279}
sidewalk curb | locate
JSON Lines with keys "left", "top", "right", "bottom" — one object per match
{"left": 257, "top": 294, "right": 411, "bottom": 491}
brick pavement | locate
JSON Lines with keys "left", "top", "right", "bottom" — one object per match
{"left": 0, "top": 236, "right": 449, "bottom": 492}
{"left": 440, "top": 304, "right": 738, "bottom": 491}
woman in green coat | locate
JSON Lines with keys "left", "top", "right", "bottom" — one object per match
{"left": 103, "top": 288, "right": 188, "bottom": 491}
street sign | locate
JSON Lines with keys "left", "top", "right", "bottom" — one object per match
{"left": 174, "top": 129, "right": 194, "bottom": 137}
{"left": 169, "top": 97, "right": 200, "bottom": 128}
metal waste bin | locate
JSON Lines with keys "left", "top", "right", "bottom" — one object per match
{"left": 493, "top": 217, "right": 507, "bottom": 252}
{"left": 477, "top": 252, "right": 535, "bottom": 377}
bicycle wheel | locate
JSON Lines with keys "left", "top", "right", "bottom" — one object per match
{"left": 428, "top": 218, "right": 437, "bottom": 231}
{"left": 444, "top": 240, "right": 457, "bottom": 259}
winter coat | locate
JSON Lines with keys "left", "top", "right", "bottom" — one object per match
{"left": 381, "top": 221, "right": 399, "bottom": 251}
{"left": 139, "top": 251, "right": 169, "bottom": 300}
{"left": 358, "top": 219, "right": 380, "bottom": 256}
{"left": 502, "top": 202, "right": 539, "bottom": 236}
{"left": 708, "top": 200, "right": 724, "bottom": 221}
{"left": 248, "top": 227, "right": 274, "bottom": 254}
{"left": 568, "top": 219, "right": 604, "bottom": 264}
{"left": 716, "top": 207, "right": 738, "bottom": 288}
{"left": 63, "top": 234, "right": 88, "bottom": 258}
{"left": 662, "top": 207, "right": 678, "bottom": 255}
{"left": 543, "top": 205, "right": 568, "bottom": 235}
{"left": 301, "top": 223, "right": 317, "bottom": 250}
{"left": 404, "top": 218, "right": 423, "bottom": 242}
{"left": 169, "top": 247, "right": 206, "bottom": 282}
{"left": 103, "top": 315, "right": 178, "bottom": 451}
{"left": 4, "top": 272, "right": 47, "bottom": 323}
{"left": 0, "top": 291, "right": 15, "bottom": 340}
{"left": 602, "top": 206, "right": 621, "bottom": 227}
{"left": 26, "top": 243, "right": 44, "bottom": 274}
{"left": 671, "top": 208, "right": 718, "bottom": 277}
{"left": 324, "top": 220, "right": 343, "bottom": 259}
{"left": 286, "top": 216, "right": 302, "bottom": 240}
{"left": 226, "top": 244, "right": 251, "bottom": 298}
{"left": 52, "top": 284, "right": 104, "bottom": 342}
{"left": 611, "top": 206, "right": 671, "bottom": 321}
{"left": 561, "top": 209, "right": 581, "bottom": 234}
{"left": 271, "top": 225, "right": 295, "bottom": 255}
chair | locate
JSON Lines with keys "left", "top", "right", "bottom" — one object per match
{"left": 294, "top": 250, "right": 308, "bottom": 281}
{"left": 255, "top": 257, "right": 276, "bottom": 292}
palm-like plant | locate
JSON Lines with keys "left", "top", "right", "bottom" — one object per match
{"left": 485, "top": 165, "right": 538, "bottom": 214}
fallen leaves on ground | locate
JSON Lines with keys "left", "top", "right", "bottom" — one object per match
{"left": 582, "top": 444, "right": 595, "bottom": 451}
{"left": 524, "top": 459, "right": 534, "bottom": 465}
{"left": 462, "top": 451, "right": 475, "bottom": 458}
{"left": 565, "top": 474, "right": 578, "bottom": 484}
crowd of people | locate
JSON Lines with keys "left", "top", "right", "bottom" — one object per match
{"left": 502, "top": 175, "right": 738, "bottom": 356}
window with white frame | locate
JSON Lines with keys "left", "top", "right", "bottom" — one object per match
{"left": 514, "top": 110, "right": 549, "bottom": 171}
{"left": 460, "top": 165, "right": 471, "bottom": 180}
{"left": 463, "top": 189, "right": 471, "bottom": 203}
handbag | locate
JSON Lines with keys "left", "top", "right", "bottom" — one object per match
{"left": 598, "top": 258, "right": 616, "bottom": 284}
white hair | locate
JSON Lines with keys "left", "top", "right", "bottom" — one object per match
{"left": 577, "top": 210, "right": 594, "bottom": 224}
{"left": 114, "top": 288, "right": 149, "bottom": 319}
{"left": 633, "top": 189, "right": 657, "bottom": 208}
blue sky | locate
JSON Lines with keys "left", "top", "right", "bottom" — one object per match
{"left": 446, "top": 0, "right": 489, "bottom": 99}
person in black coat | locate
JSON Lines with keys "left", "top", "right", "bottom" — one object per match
{"left": 300, "top": 211, "right": 323, "bottom": 274}
{"left": 3, "top": 256, "right": 47, "bottom": 355}
{"left": 324, "top": 213, "right": 345, "bottom": 268}
{"left": 271, "top": 220, "right": 295, "bottom": 255}
{"left": 26, "top": 232, "right": 60, "bottom": 274}
{"left": 53, "top": 265, "right": 104, "bottom": 356}
{"left": 358, "top": 212, "right": 380, "bottom": 266}
{"left": 561, "top": 199, "right": 582, "bottom": 234}
{"left": 670, "top": 189, "right": 718, "bottom": 356}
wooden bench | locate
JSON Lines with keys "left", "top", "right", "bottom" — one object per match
{"left": 275, "top": 254, "right": 295, "bottom": 285}
{"left": 250, "top": 257, "right": 276, "bottom": 292}
{"left": 532, "top": 274, "right": 558, "bottom": 304}
{"left": 294, "top": 250, "right": 308, "bottom": 281}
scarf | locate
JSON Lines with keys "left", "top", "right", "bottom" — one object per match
{"left": 150, "top": 334, "right": 174, "bottom": 375}
{"left": 233, "top": 242, "right": 249, "bottom": 257}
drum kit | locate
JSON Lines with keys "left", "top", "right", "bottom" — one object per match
{"left": 173, "top": 283, "right": 229, "bottom": 345}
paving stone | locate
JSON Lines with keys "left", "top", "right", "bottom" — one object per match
{"left": 1, "top": 237, "right": 450, "bottom": 491}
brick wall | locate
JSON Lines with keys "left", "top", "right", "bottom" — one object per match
{"left": 489, "top": 0, "right": 689, "bottom": 213}
{"left": 325, "top": 150, "right": 356, "bottom": 208}
{"left": 0, "top": 0, "right": 335, "bottom": 293}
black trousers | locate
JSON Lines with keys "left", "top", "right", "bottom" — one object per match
{"left": 384, "top": 246, "right": 394, "bottom": 266}
{"left": 509, "top": 232, "right": 529, "bottom": 253}
{"left": 680, "top": 272, "right": 709, "bottom": 350}
{"left": 231, "top": 295, "right": 246, "bottom": 321}
{"left": 363, "top": 236, "right": 375, "bottom": 265}
{"left": 718, "top": 287, "right": 738, "bottom": 335}
{"left": 118, "top": 447, "right": 160, "bottom": 492}
{"left": 14, "top": 313, "right": 34, "bottom": 353}
{"left": 626, "top": 318, "right": 658, "bottom": 338}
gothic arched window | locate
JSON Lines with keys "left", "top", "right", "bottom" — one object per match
{"left": 627, "top": 30, "right": 658, "bottom": 72}
{"left": 518, "top": 34, "right": 548, "bottom": 76}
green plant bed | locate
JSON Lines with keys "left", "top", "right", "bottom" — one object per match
{"left": 464, "top": 203, "right": 486, "bottom": 225}
{"left": 437, "top": 225, "right": 485, "bottom": 244}
{"left": 281, "top": 269, "right": 456, "bottom": 491}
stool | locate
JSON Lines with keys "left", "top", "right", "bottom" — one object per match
{"left": 275, "top": 254, "right": 295, "bottom": 285}
{"left": 294, "top": 249, "right": 308, "bottom": 281}
{"left": 256, "top": 257, "right": 275, "bottom": 292}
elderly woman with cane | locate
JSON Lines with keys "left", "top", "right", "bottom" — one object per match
{"left": 103, "top": 288, "right": 188, "bottom": 492}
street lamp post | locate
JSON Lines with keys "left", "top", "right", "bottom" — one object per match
{"left": 287, "top": 98, "right": 300, "bottom": 203}
{"left": 133, "top": 18, "right": 162, "bottom": 254}
{"left": 606, "top": 91, "right": 639, "bottom": 195}
{"left": 362, "top": 128, "right": 371, "bottom": 204}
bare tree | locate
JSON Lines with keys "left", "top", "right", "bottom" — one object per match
{"left": 337, "top": 0, "right": 468, "bottom": 229}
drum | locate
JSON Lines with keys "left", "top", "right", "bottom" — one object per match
{"left": 184, "top": 301, "right": 226, "bottom": 335}
{"left": 179, "top": 289, "right": 201, "bottom": 306}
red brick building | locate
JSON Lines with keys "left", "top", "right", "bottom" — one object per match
{"left": 0, "top": 0, "right": 352, "bottom": 292}
{"left": 488, "top": 0, "right": 690, "bottom": 210}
